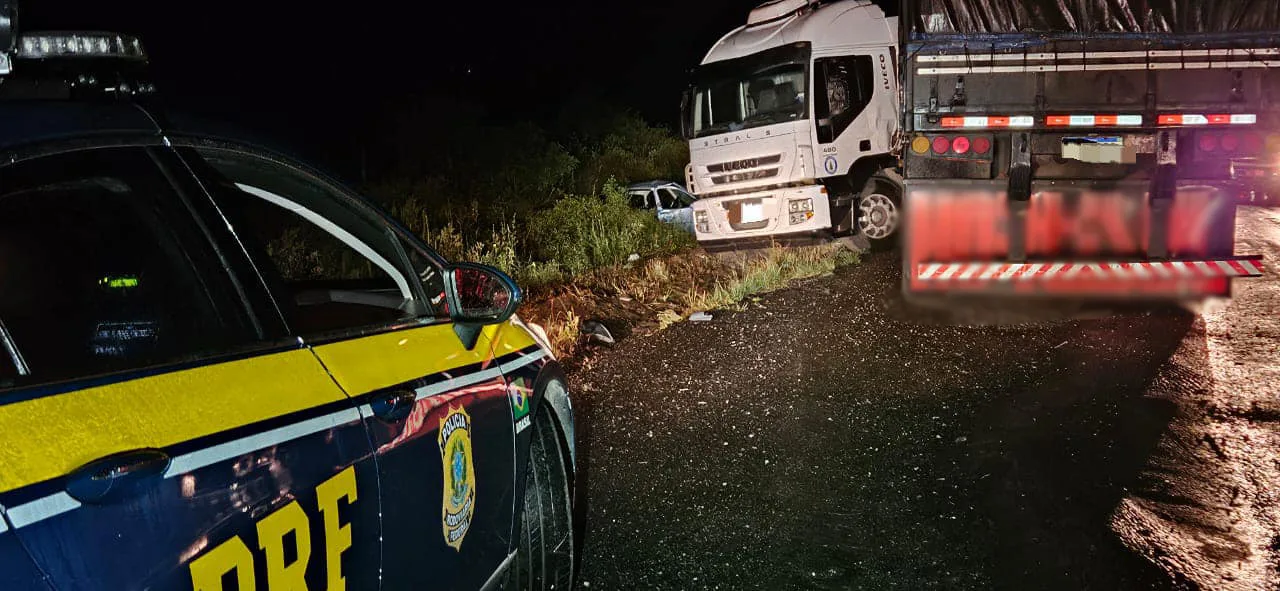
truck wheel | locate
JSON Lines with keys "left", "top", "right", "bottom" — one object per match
{"left": 507, "top": 405, "right": 575, "bottom": 590}
{"left": 857, "top": 176, "right": 901, "bottom": 249}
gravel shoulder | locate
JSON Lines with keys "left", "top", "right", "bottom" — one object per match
{"left": 571, "top": 208, "right": 1279, "bottom": 590}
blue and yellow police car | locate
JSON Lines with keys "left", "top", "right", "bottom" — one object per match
{"left": 0, "top": 17, "right": 576, "bottom": 591}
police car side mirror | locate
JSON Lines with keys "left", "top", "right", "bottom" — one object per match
{"left": 445, "top": 263, "right": 523, "bottom": 350}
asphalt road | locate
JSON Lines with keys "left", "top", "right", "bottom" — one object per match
{"left": 570, "top": 207, "right": 1280, "bottom": 590}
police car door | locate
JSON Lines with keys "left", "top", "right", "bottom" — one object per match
{"left": 0, "top": 145, "right": 381, "bottom": 590}
{"left": 183, "top": 145, "right": 518, "bottom": 589}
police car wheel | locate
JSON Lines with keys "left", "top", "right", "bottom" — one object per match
{"left": 508, "top": 406, "right": 574, "bottom": 590}
{"left": 857, "top": 177, "right": 902, "bottom": 251}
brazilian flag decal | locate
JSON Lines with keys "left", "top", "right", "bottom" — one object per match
{"left": 509, "top": 377, "right": 531, "bottom": 420}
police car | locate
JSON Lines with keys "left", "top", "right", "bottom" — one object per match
{"left": 0, "top": 21, "right": 576, "bottom": 591}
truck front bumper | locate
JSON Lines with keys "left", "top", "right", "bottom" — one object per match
{"left": 692, "top": 185, "right": 832, "bottom": 249}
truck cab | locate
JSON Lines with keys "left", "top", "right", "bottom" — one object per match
{"left": 681, "top": 0, "right": 901, "bottom": 250}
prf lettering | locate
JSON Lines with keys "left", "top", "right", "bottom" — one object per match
{"left": 190, "top": 466, "right": 358, "bottom": 591}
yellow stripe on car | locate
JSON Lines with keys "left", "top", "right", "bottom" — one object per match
{"left": 487, "top": 322, "right": 539, "bottom": 362}
{"left": 310, "top": 324, "right": 496, "bottom": 396}
{"left": 0, "top": 349, "right": 344, "bottom": 494}
{"left": 0, "top": 320, "right": 544, "bottom": 496}
{"left": 310, "top": 321, "right": 538, "bottom": 396}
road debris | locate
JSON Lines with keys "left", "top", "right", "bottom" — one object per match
{"left": 580, "top": 320, "right": 616, "bottom": 345}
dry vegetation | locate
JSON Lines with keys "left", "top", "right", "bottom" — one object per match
{"left": 519, "top": 244, "right": 860, "bottom": 362}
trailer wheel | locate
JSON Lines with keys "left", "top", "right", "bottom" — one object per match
{"left": 857, "top": 176, "right": 901, "bottom": 250}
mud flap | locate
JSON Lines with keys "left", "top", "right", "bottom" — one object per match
{"left": 903, "top": 179, "right": 1253, "bottom": 299}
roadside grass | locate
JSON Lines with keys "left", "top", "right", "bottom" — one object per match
{"left": 520, "top": 243, "right": 860, "bottom": 360}
{"left": 685, "top": 245, "right": 860, "bottom": 313}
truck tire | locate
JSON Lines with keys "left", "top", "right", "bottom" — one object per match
{"left": 507, "top": 405, "right": 575, "bottom": 590}
{"left": 857, "top": 175, "right": 902, "bottom": 250}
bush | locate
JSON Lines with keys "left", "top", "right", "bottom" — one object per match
{"left": 528, "top": 180, "right": 695, "bottom": 276}
{"left": 572, "top": 113, "right": 689, "bottom": 195}
{"left": 360, "top": 103, "right": 697, "bottom": 287}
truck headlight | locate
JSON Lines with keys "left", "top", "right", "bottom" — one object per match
{"left": 788, "top": 198, "right": 813, "bottom": 213}
{"left": 695, "top": 210, "right": 709, "bottom": 233}
{"left": 789, "top": 211, "right": 814, "bottom": 225}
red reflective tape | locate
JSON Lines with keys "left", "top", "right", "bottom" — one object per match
{"left": 1208, "top": 114, "right": 1231, "bottom": 124}
{"left": 1158, "top": 114, "right": 1181, "bottom": 125}
{"left": 1096, "top": 115, "right": 1118, "bottom": 126}
{"left": 989, "top": 116, "right": 1010, "bottom": 128}
{"left": 918, "top": 260, "right": 1262, "bottom": 281}
{"left": 940, "top": 117, "right": 964, "bottom": 128}
{"left": 1046, "top": 115, "right": 1070, "bottom": 126}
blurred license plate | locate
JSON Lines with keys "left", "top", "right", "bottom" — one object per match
{"left": 740, "top": 201, "right": 764, "bottom": 223}
{"left": 1061, "top": 136, "right": 1130, "bottom": 164}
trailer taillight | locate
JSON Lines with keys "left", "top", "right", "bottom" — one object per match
{"left": 1198, "top": 131, "right": 1268, "bottom": 157}
{"left": 931, "top": 136, "right": 950, "bottom": 154}
{"left": 1268, "top": 134, "right": 1280, "bottom": 153}
{"left": 909, "top": 134, "right": 993, "bottom": 161}
{"left": 1220, "top": 133, "right": 1241, "bottom": 152}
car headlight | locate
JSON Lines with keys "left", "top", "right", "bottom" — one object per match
{"left": 788, "top": 198, "right": 813, "bottom": 213}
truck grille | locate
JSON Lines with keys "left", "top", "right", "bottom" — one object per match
{"left": 711, "top": 168, "right": 779, "bottom": 185}
{"left": 707, "top": 154, "right": 782, "bottom": 173}
{"left": 707, "top": 154, "right": 783, "bottom": 186}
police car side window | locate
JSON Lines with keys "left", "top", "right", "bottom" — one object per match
{"left": 396, "top": 233, "right": 451, "bottom": 321}
{"left": 191, "top": 149, "right": 441, "bottom": 336}
{"left": 0, "top": 148, "right": 256, "bottom": 388}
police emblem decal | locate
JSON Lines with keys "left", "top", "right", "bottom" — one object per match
{"left": 439, "top": 405, "right": 476, "bottom": 551}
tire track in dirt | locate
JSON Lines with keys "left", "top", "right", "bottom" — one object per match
{"left": 1113, "top": 207, "right": 1280, "bottom": 591}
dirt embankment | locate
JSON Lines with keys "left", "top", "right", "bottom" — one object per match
{"left": 520, "top": 245, "right": 857, "bottom": 363}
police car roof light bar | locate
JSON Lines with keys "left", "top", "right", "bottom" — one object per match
{"left": 0, "top": 0, "right": 14, "bottom": 75}
{"left": 18, "top": 32, "right": 146, "bottom": 61}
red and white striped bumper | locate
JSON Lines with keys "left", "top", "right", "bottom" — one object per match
{"left": 918, "top": 257, "right": 1264, "bottom": 282}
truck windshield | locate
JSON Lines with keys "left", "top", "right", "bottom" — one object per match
{"left": 687, "top": 43, "right": 810, "bottom": 139}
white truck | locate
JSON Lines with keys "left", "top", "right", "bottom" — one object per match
{"left": 681, "top": 0, "right": 901, "bottom": 251}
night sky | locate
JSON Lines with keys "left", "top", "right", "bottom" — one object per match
{"left": 25, "top": 0, "right": 893, "bottom": 171}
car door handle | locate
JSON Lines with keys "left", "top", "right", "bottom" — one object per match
{"left": 66, "top": 448, "right": 171, "bottom": 504}
{"left": 370, "top": 389, "right": 418, "bottom": 422}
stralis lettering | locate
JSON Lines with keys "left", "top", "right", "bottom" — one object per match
{"left": 439, "top": 405, "right": 477, "bottom": 551}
